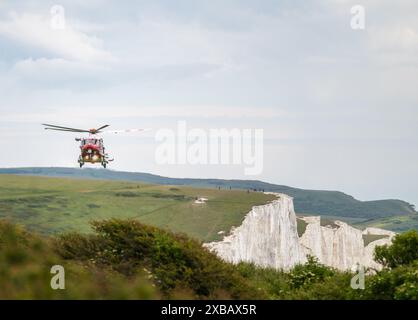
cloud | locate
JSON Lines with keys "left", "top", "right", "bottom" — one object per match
{"left": 0, "top": 1, "right": 418, "bottom": 206}
{"left": 10, "top": 57, "right": 113, "bottom": 89}
{"left": 108, "top": 16, "right": 237, "bottom": 71}
{"left": 0, "top": 105, "right": 288, "bottom": 124}
{"left": 0, "top": 12, "right": 113, "bottom": 62}
{"left": 367, "top": 26, "right": 418, "bottom": 65}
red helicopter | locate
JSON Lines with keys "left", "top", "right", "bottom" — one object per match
{"left": 42, "top": 124, "right": 147, "bottom": 168}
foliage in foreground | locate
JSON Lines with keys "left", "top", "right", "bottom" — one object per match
{"left": 374, "top": 230, "right": 418, "bottom": 268}
{"left": 55, "top": 219, "right": 261, "bottom": 299}
{"left": 236, "top": 258, "right": 359, "bottom": 300}
{"left": 0, "top": 220, "right": 158, "bottom": 299}
{"left": 235, "top": 231, "right": 418, "bottom": 300}
{"left": 367, "top": 230, "right": 418, "bottom": 300}
{"left": 0, "top": 219, "right": 417, "bottom": 300}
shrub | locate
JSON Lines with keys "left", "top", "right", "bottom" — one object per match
{"left": 363, "top": 263, "right": 418, "bottom": 300}
{"left": 56, "top": 219, "right": 263, "bottom": 299}
{"left": 0, "top": 220, "right": 158, "bottom": 299}
{"left": 289, "top": 256, "right": 335, "bottom": 289}
{"left": 236, "top": 262, "right": 289, "bottom": 299}
{"left": 364, "top": 230, "right": 418, "bottom": 300}
{"left": 374, "top": 230, "right": 418, "bottom": 268}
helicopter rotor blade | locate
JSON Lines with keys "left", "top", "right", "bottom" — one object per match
{"left": 42, "top": 124, "right": 148, "bottom": 135}
{"left": 45, "top": 128, "right": 90, "bottom": 133}
{"left": 96, "top": 125, "right": 110, "bottom": 132}
{"left": 42, "top": 124, "right": 89, "bottom": 132}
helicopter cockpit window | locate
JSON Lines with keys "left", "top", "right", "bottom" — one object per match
{"left": 84, "top": 139, "right": 96, "bottom": 145}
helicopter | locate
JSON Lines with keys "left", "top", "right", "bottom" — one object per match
{"left": 42, "top": 124, "right": 147, "bottom": 168}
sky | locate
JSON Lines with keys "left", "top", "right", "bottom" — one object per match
{"left": 0, "top": 0, "right": 417, "bottom": 206}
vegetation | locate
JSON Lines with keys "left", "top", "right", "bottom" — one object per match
{"left": 355, "top": 214, "right": 418, "bottom": 233}
{"left": 0, "top": 220, "right": 158, "bottom": 299}
{"left": 0, "top": 219, "right": 261, "bottom": 299}
{"left": 55, "top": 219, "right": 261, "bottom": 299}
{"left": 0, "top": 174, "right": 416, "bottom": 299}
{"left": 0, "top": 168, "right": 415, "bottom": 228}
{"left": 236, "top": 259, "right": 358, "bottom": 300}
{"left": 374, "top": 230, "right": 418, "bottom": 268}
{"left": 0, "top": 175, "right": 274, "bottom": 242}
{"left": 236, "top": 232, "right": 418, "bottom": 300}
{"left": 296, "top": 218, "right": 308, "bottom": 237}
{"left": 362, "top": 231, "right": 418, "bottom": 300}
{"left": 320, "top": 218, "right": 339, "bottom": 228}
{"left": 0, "top": 219, "right": 417, "bottom": 300}
{"left": 288, "top": 256, "right": 336, "bottom": 289}
{"left": 362, "top": 234, "right": 389, "bottom": 246}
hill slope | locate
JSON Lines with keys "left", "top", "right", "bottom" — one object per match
{"left": 0, "top": 174, "right": 274, "bottom": 241}
{"left": 0, "top": 167, "right": 415, "bottom": 221}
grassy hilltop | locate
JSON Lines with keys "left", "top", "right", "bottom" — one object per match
{"left": 1, "top": 167, "right": 417, "bottom": 232}
{"left": 0, "top": 167, "right": 416, "bottom": 232}
{"left": 0, "top": 174, "right": 275, "bottom": 241}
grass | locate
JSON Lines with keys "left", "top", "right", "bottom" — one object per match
{"left": 0, "top": 175, "right": 275, "bottom": 242}
{"left": 320, "top": 218, "right": 339, "bottom": 228}
{"left": 362, "top": 234, "right": 389, "bottom": 246}
{"left": 2, "top": 167, "right": 415, "bottom": 223}
{"left": 296, "top": 218, "right": 308, "bottom": 237}
{"left": 354, "top": 214, "right": 418, "bottom": 233}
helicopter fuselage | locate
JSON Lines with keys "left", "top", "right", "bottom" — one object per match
{"left": 77, "top": 137, "right": 111, "bottom": 168}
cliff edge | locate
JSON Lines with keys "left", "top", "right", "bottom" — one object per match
{"left": 204, "top": 193, "right": 395, "bottom": 271}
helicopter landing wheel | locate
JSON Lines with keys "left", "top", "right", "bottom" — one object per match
{"left": 79, "top": 162, "right": 84, "bottom": 168}
{"left": 102, "top": 163, "right": 107, "bottom": 169}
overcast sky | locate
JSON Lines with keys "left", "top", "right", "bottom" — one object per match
{"left": 0, "top": 0, "right": 417, "bottom": 206}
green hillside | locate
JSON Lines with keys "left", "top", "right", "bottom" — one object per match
{"left": 354, "top": 214, "right": 418, "bottom": 233}
{"left": 0, "top": 174, "right": 275, "bottom": 241}
{"left": 0, "top": 167, "right": 415, "bottom": 222}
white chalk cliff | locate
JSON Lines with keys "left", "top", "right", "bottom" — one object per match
{"left": 361, "top": 227, "right": 396, "bottom": 270}
{"left": 204, "top": 193, "right": 306, "bottom": 270}
{"left": 204, "top": 193, "right": 395, "bottom": 271}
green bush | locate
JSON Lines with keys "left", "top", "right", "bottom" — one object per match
{"left": 363, "top": 263, "right": 418, "bottom": 300}
{"left": 1, "top": 218, "right": 417, "bottom": 300}
{"left": 285, "top": 272, "right": 359, "bottom": 300}
{"left": 236, "top": 262, "right": 289, "bottom": 299}
{"left": 374, "top": 230, "right": 418, "bottom": 268}
{"left": 364, "top": 230, "right": 418, "bottom": 300}
{"left": 289, "top": 256, "right": 335, "bottom": 289}
{"left": 0, "top": 220, "right": 158, "bottom": 299}
{"left": 56, "top": 219, "right": 263, "bottom": 299}
{"left": 236, "top": 258, "right": 359, "bottom": 300}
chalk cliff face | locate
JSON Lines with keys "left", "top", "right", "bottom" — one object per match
{"left": 361, "top": 227, "right": 396, "bottom": 270}
{"left": 299, "top": 216, "right": 365, "bottom": 270}
{"left": 298, "top": 217, "right": 396, "bottom": 270}
{"left": 204, "top": 193, "right": 395, "bottom": 271}
{"left": 203, "top": 193, "right": 306, "bottom": 270}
